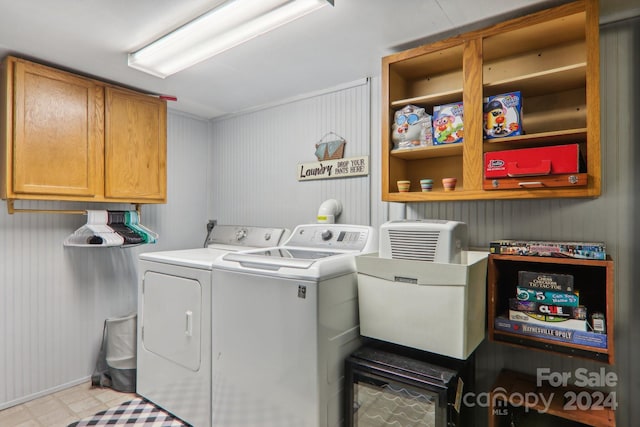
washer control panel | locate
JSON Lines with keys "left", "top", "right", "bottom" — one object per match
{"left": 285, "top": 224, "right": 377, "bottom": 253}
{"left": 209, "top": 225, "right": 290, "bottom": 248}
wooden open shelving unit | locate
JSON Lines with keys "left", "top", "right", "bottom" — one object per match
{"left": 488, "top": 254, "right": 615, "bottom": 364}
{"left": 381, "top": 0, "right": 600, "bottom": 201}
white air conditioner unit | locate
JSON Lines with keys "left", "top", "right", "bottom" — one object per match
{"left": 379, "top": 220, "right": 468, "bottom": 263}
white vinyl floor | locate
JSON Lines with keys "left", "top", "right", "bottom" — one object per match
{"left": 0, "top": 382, "right": 137, "bottom": 427}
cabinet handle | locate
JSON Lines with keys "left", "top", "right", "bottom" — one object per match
{"left": 518, "top": 181, "right": 544, "bottom": 188}
{"left": 185, "top": 310, "right": 193, "bottom": 337}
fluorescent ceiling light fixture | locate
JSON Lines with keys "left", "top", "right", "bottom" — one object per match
{"left": 128, "top": 0, "right": 333, "bottom": 78}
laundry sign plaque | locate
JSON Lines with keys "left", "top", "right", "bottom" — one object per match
{"left": 297, "top": 156, "right": 369, "bottom": 181}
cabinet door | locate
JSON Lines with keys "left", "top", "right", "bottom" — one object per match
{"left": 104, "top": 87, "right": 166, "bottom": 202}
{"left": 12, "top": 59, "right": 100, "bottom": 197}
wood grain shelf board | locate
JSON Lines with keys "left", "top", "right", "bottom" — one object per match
{"left": 483, "top": 128, "right": 587, "bottom": 150}
{"left": 390, "top": 143, "right": 463, "bottom": 160}
{"left": 484, "top": 63, "right": 586, "bottom": 97}
{"left": 492, "top": 329, "right": 610, "bottom": 356}
{"left": 489, "top": 369, "right": 616, "bottom": 427}
{"left": 483, "top": 173, "right": 588, "bottom": 190}
{"left": 390, "top": 88, "right": 463, "bottom": 108}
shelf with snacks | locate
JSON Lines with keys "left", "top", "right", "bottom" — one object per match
{"left": 487, "top": 253, "right": 614, "bottom": 364}
{"left": 381, "top": 0, "right": 599, "bottom": 202}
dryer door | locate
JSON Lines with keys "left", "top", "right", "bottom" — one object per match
{"left": 142, "top": 271, "right": 202, "bottom": 371}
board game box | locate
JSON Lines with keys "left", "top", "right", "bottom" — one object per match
{"left": 518, "top": 271, "right": 574, "bottom": 292}
{"left": 516, "top": 287, "right": 579, "bottom": 307}
{"left": 483, "top": 91, "right": 523, "bottom": 139}
{"left": 484, "top": 144, "right": 580, "bottom": 178}
{"left": 494, "top": 317, "right": 607, "bottom": 349}
{"left": 509, "top": 310, "right": 587, "bottom": 331}
{"left": 489, "top": 240, "right": 606, "bottom": 259}
{"left": 509, "top": 299, "right": 585, "bottom": 319}
{"left": 432, "top": 102, "right": 463, "bottom": 145}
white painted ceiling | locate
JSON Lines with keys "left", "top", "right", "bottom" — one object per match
{"left": 0, "top": 0, "right": 635, "bottom": 119}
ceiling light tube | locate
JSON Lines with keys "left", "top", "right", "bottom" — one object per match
{"left": 128, "top": 0, "right": 333, "bottom": 78}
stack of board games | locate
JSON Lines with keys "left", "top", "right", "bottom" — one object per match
{"left": 509, "top": 271, "right": 587, "bottom": 331}
{"left": 494, "top": 271, "right": 608, "bottom": 349}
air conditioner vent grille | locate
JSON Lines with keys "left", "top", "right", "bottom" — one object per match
{"left": 388, "top": 230, "right": 440, "bottom": 261}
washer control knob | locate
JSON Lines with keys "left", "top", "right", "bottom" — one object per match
{"left": 321, "top": 230, "right": 333, "bottom": 241}
{"left": 264, "top": 232, "right": 272, "bottom": 241}
{"left": 235, "top": 229, "right": 247, "bottom": 241}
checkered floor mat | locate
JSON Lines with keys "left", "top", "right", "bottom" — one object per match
{"left": 68, "top": 398, "right": 190, "bottom": 426}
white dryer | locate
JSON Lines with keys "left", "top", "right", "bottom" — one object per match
{"left": 210, "top": 224, "right": 377, "bottom": 427}
{"left": 137, "top": 225, "right": 289, "bottom": 427}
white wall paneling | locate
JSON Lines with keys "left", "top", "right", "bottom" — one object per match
{"left": 156, "top": 110, "right": 212, "bottom": 251}
{"left": 0, "top": 111, "right": 210, "bottom": 409}
{"left": 209, "top": 79, "right": 373, "bottom": 231}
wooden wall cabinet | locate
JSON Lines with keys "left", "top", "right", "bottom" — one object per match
{"left": 3, "top": 58, "right": 102, "bottom": 199}
{"left": 488, "top": 254, "right": 614, "bottom": 364}
{"left": 105, "top": 87, "right": 166, "bottom": 201}
{"left": 381, "top": 0, "right": 600, "bottom": 201}
{"left": 0, "top": 56, "right": 167, "bottom": 207}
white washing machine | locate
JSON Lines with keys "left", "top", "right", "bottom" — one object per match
{"left": 137, "top": 225, "right": 289, "bottom": 427}
{"left": 210, "top": 224, "right": 377, "bottom": 427}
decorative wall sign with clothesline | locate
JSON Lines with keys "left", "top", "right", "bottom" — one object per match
{"left": 298, "top": 132, "right": 369, "bottom": 181}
